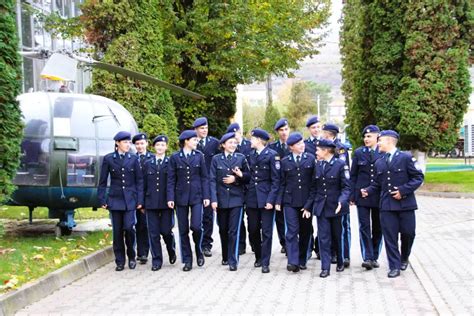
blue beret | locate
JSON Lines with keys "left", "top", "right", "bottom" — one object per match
{"left": 379, "top": 130, "right": 399, "bottom": 139}
{"left": 287, "top": 132, "right": 303, "bottom": 146}
{"left": 274, "top": 118, "right": 289, "bottom": 131}
{"left": 316, "top": 138, "right": 336, "bottom": 148}
{"left": 132, "top": 133, "right": 147, "bottom": 144}
{"left": 362, "top": 125, "right": 380, "bottom": 135}
{"left": 322, "top": 123, "right": 339, "bottom": 134}
{"left": 193, "top": 117, "right": 208, "bottom": 128}
{"left": 220, "top": 132, "right": 236, "bottom": 144}
{"left": 226, "top": 123, "right": 241, "bottom": 133}
{"left": 179, "top": 130, "right": 197, "bottom": 141}
{"left": 250, "top": 128, "right": 270, "bottom": 141}
{"left": 114, "top": 131, "right": 131, "bottom": 142}
{"left": 152, "top": 135, "right": 168, "bottom": 145}
{"left": 306, "top": 115, "right": 320, "bottom": 127}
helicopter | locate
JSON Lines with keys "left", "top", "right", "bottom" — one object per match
{"left": 8, "top": 50, "right": 204, "bottom": 236}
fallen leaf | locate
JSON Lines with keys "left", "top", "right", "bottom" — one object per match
{"left": 32, "top": 254, "right": 45, "bottom": 261}
{"left": 54, "top": 258, "right": 61, "bottom": 265}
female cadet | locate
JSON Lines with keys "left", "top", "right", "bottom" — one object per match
{"left": 276, "top": 132, "right": 315, "bottom": 272}
{"left": 167, "top": 130, "right": 210, "bottom": 272}
{"left": 98, "top": 131, "right": 144, "bottom": 271}
{"left": 143, "top": 135, "right": 177, "bottom": 271}
{"left": 303, "top": 139, "right": 351, "bottom": 278}
{"left": 245, "top": 128, "right": 280, "bottom": 274}
{"left": 210, "top": 132, "right": 250, "bottom": 271}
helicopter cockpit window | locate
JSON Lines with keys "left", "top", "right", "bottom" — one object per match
{"left": 67, "top": 139, "right": 96, "bottom": 187}
{"left": 52, "top": 96, "right": 95, "bottom": 138}
{"left": 14, "top": 138, "right": 51, "bottom": 186}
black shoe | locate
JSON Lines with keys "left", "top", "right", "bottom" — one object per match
{"left": 229, "top": 265, "right": 237, "bottom": 271}
{"left": 169, "top": 252, "right": 177, "bottom": 265}
{"left": 128, "top": 260, "right": 137, "bottom": 270}
{"left": 320, "top": 270, "right": 330, "bottom": 278}
{"left": 372, "top": 260, "right": 380, "bottom": 268}
{"left": 299, "top": 264, "right": 307, "bottom": 270}
{"left": 262, "top": 266, "right": 270, "bottom": 273}
{"left": 183, "top": 263, "right": 192, "bottom": 272}
{"left": 287, "top": 264, "right": 300, "bottom": 272}
{"left": 280, "top": 246, "right": 286, "bottom": 254}
{"left": 238, "top": 248, "right": 246, "bottom": 255}
{"left": 137, "top": 256, "right": 147, "bottom": 264}
{"left": 197, "top": 256, "right": 205, "bottom": 267}
{"left": 221, "top": 260, "right": 228, "bottom": 266}
{"left": 336, "top": 265, "right": 345, "bottom": 272}
{"left": 331, "top": 256, "right": 337, "bottom": 264}
{"left": 388, "top": 269, "right": 400, "bottom": 278}
{"left": 362, "top": 260, "right": 373, "bottom": 270}
{"left": 343, "top": 258, "right": 350, "bottom": 268}
{"left": 254, "top": 259, "right": 262, "bottom": 268}
{"left": 151, "top": 265, "right": 161, "bottom": 271}
{"left": 401, "top": 261, "right": 409, "bottom": 271}
{"left": 203, "top": 248, "right": 212, "bottom": 257}
{"left": 115, "top": 265, "right": 125, "bottom": 271}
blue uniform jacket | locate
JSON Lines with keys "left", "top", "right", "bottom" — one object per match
{"left": 350, "top": 146, "right": 383, "bottom": 207}
{"left": 305, "top": 157, "right": 351, "bottom": 218}
{"left": 210, "top": 152, "right": 251, "bottom": 208}
{"left": 237, "top": 138, "right": 252, "bottom": 157}
{"left": 304, "top": 137, "right": 318, "bottom": 156}
{"left": 245, "top": 147, "right": 281, "bottom": 209}
{"left": 197, "top": 136, "right": 221, "bottom": 175}
{"left": 98, "top": 151, "right": 144, "bottom": 211}
{"left": 269, "top": 140, "right": 290, "bottom": 159}
{"left": 137, "top": 151, "right": 153, "bottom": 168}
{"left": 143, "top": 156, "right": 170, "bottom": 210}
{"left": 334, "top": 139, "right": 350, "bottom": 167}
{"left": 366, "top": 149, "right": 424, "bottom": 212}
{"left": 277, "top": 153, "right": 316, "bottom": 208}
{"left": 167, "top": 149, "right": 210, "bottom": 206}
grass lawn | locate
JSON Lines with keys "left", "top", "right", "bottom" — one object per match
{"left": 426, "top": 157, "right": 473, "bottom": 165}
{"left": 0, "top": 230, "right": 111, "bottom": 294}
{"left": 422, "top": 170, "right": 474, "bottom": 193}
{"left": 0, "top": 206, "right": 109, "bottom": 221}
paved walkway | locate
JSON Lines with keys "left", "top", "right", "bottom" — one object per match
{"left": 16, "top": 196, "right": 473, "bottom": 315}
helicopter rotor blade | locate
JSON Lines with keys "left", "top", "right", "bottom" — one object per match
{"left": 77, "top": 57, "right": 205, "bottom": 100}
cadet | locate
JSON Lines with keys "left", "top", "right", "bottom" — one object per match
{"left": 226, "top": 122, "right": 252, "bottom": 255}
{"left": 132, "top": 133, "right": 152, "bottom": 265}
{"left": 304, "top": 115, "right": 322, "bottom": 156}
{"left": 350, "top": 125, "right": 383, "bottom": 270}
{"left": 167, "top": 130, "right": 210, "bottom": 271}
{"left": 98, "top": 131, "right": 144, "bottom": 271}
{"left": 361, "top": 130, "right": 424, "bottom": 278}
{"left": 246, "top": 128, "right": 280, "bottom": 273}
{"left": 143, "top": 135, "right": 177, "bottom": 271}
{"left": 322, "top": 123, "right": 351, "bottom": 267}
{"left": 276, "top": 132, "right": 315, "bottom": 272}
{"left": 210, "top": 132, "right": 250, "bottom": 271}
{"left": 268, "top": 118, "right": 290, "bottom": 254}
{"left": 194, "top": 117, "right": 220, "bottom": 257}
{"left": 304, "top": 139, "right": 351, "bottom": 278}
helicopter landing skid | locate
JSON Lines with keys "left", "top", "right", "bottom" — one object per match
{"left": 50, "top": 209, "right": 76, "bottom": 237}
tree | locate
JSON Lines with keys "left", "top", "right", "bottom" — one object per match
{"left": 341, "top": 0, "right": 473, "bottom": 151}
{"left": 160, "top": 0, "right": 331, "bottom": 136}
{"left": 0, "top": 0, "right": 23, "bottom": 202}
{"left": 263, "top": 103, "right": 281, "bottom": 138}
{"left": 242, "top": 102, "right": 266, "bottom": 137}
{"left": 80, "top": 0, "right": 179, "bottom": 145}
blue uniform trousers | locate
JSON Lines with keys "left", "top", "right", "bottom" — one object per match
{"left": 342, "top": 214, "right": 351, "bottom": 259}
{"left": 146, "top": 209, "right": 176, "bottom": 267}
{"left": 317, "top": 215, "right": 344, "bottom": 270}
{"left": 110, "top": 210, "right": 136, "bottom": 266}
{"left": 202, "top": 205, "right": 214, "bottom": 250}
{"left": 284, "top": 207, "right": 313, "bottom": 266}
{"left": 216, "top": 207, "right": 243, "bottom": 266}
{"left": 357, "top": 206, "right": 382, "bottom": 261}
{"left": 380, "top": 210, "right": 416, "bottom": 270}
{"left": 176, "top": 204, "right": 204, "bottom": 264}
{"left": 247, "top": 207, "right": 275, "bottom": 267}
{"left": 136, "top": 209, "right": 149, "bottom": 258}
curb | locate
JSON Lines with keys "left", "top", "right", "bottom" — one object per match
{"left": 0, "top": 246, "right": 113, "bottom": 316}
{"left": 417, "top": 191, "right": 474, "bottom": 199}
{"left": 410, "top": 253, "right": 452, "bottom": 316}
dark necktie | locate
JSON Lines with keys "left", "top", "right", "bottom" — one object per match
{"left": 199, "top": 139, "right": 204, "bottom": 148}
{"left": 227, "top": 154, "right": 232, "bottom": 160}
{"left": 369, "top": 149, "right": 374, "bottom": 161}
{"left": 120, "top": 154, "right": 125, "bottom": 160}
{"left": 322, "top": 160, "right": 327, "bottom": 172}
{"left": 157, "top": 158, "right": 162, "bottom": 165}
{"left": 296, "top": 155, "right": 301, "bottom": 167}
{"left": 139, "top": 154, "right": 144, "bottom": 160}
{"left": 186, "top": 153, "right": 191, "bottom": 160}
{"left": 386, "top": 153, "right": 391, "bottom": 163}
{"left": 282, "top": 143, "right": 287, "bottom": 151}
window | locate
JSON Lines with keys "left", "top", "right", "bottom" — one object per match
{"left": 67, "top": 139, "right": 96, "bottom": 186}
{"left": 14, "top": 138, "right": 51, "bottom": 186}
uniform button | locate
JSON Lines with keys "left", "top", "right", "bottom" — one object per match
{"left": 298, "top": 180, "right": 301, "bottom": 182}
{"left": 298, "top": 174, "right": 301, "bottom": 176}
{"left": 256, "top": 166, "right": 259, "bottom": 169}
{"left": 371, "top": 169, "right": 373, "bottom": 172}
{"left": 157, "top": 183, "right": 159, "bottom": 186}
{"left": 255, "top": 182, "right": 258, "bottom": 185}
{"left": 122, "top": 180, "right": 125, "bottom": 183}
{"left": 388, "top": 183, "right": 391, "bottom": 186}
{"left": 387, "top": 177, "right": 391, "bottom": 180}
{"left": 255, "top": 177, "right": 258, "bottom": 179}
{"left": 187, "top": 181, "right": 190, "bottom": 184}
{"left": 371, "top": 164, "right": 374, "bottom": 167}
{"left": 122, "top": 168, "right": 124, "bottom": 171}
{"left": 122, "top": 186, "right": 125, "bottom": 189}
{"left": 255, "top": 171, "right": 258, "bottom": 174}
{"left": 122, "top": 174, "right": 124, "bottom": 177}
{"left": 226, "top": 188, "right": 230, "bottom": 191}
{"left": 371, "top": 175, "right": 374, "bottom": 177}
{"left": 297, "top": 168, "right": 300, "bottom": 170}
{"left": 298, "top": 186, "right": 301, "bottom": 189}
{"left": 388, "top": 190, "right": 392, "bottom": 193}
{"left": 156, "top": 189, "right": 159, "bottom": 192}
{"left": 387, "top": 171, "right": 391, "bottom": 174}
{"left": 370, "top": 180, "right": 374, "bottom": 182}
{"left": 323, "top": 178, "right": 325, "bottom": 180}
{"left": 324, "top": 195, "right": 327, "bottom": 198}
{"left": 227, "top": 168, "right": 230, "bottom": 171}
{"left": 323, "top": 183, "right": 326, "bottom": 186}
{"left": 324, "top": 189, "right": 327, "bottom": 192}
{"left": 187, "top": 167, "right": 189, "bottom": 169}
